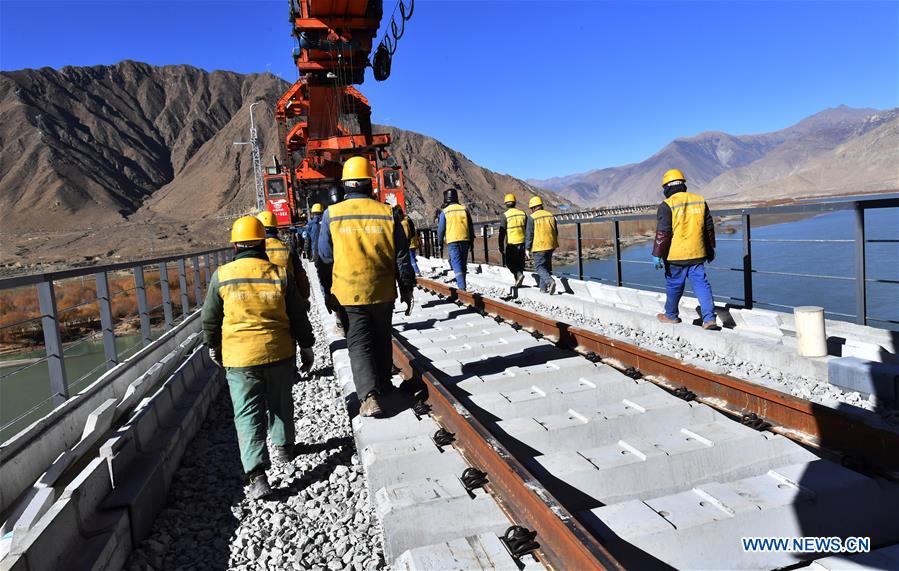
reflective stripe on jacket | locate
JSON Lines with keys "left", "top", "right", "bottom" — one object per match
{"left": 530, "top": 210, "right": 558, "bottom": 252}
{"left": 265, "top": 237, "right": 291, "bottom": 268}
{"left": 443, "top": 203, "right": 470, "bottom": 243}
{"left": 328, "top": 198, "right": 397, "bottom": 305}
{"left": 216, "top": 257, "right": 294, "bottom": 367}
{"left": 503, "top": 208, "right": 526, "bottom": 245}
{"left": 401, "top": 217, "right": 420, "bottom": 250}
{"left": 663, "top": 191, "right": 707, "bottom": 262}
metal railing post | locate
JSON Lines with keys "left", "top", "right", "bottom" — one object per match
{"left": 204, "top": 253, "right": 212, "bottom": 286}
{"left": 177, "top": 258, "right": 190, "bottom": 320}
{"left": 576, "top": 222, "right": 584, "bottom": 280}
{"left": 854, "top": 204, "right": 866, "bottom": 325}
{"left": 94, "top": 271, "right": 118, "bottom": 370}
{"left": 612, "top": 220, "right": 622, "bottom": 287}
{"left": 159, "top": 262, "right": 174, "bottom": 330}
{"left": 37, "top": 278, "right": 69, "bottom": 406}
{"left": 483, "top": 226, "right": 489, "bottom": 264}
{"left": 742, "top": 213, "right": 753, "bottom": 309}
{"left": 134, "top": 265, "right": 152, "bottom": 346}
{"left": 193, "top": 256, "right": 203, "bottom": 309}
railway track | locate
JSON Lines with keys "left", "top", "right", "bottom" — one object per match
{"left": 372, "top": 277, "right": 899, "bottom": 570}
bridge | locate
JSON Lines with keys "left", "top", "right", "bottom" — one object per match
{"left": 0, "top": 196, "right": 898, "bottom": 569}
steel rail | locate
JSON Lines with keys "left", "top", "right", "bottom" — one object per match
{"left": 415, "top": 277, "right": 899, "bottom": 475}
{"left": 391, "top": 337, "right": 624, "bottom": 571}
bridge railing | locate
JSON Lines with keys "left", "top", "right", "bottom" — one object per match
{"left": 0, "top": 248, "right": 233, "bottom": 442}
{"left": 417, "top": 195, "right": 898, "bottom": 329}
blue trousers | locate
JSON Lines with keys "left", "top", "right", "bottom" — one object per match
{"left": 447, "top": 242, "right": 469, "bottom": 289}
{"left": 665, "top": 263, "right": 715, "bottom": 323}
{"left": 533, "top": 250, "right": 554, "bottom": 291}
{"left": 409, "top": 249, "right": 420, "bottom": 275}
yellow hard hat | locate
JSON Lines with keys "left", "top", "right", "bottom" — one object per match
{"left": 661, "top": 169, "right": 686, "bottom": 187}
{"left": 311, "top": 203, "right": 323, "bottom": 214}
{"left": 503, "top": 194, "right": 516, "bottom": 204}
{"left": 231, "top": 216, "right": 265, "bottom": 243}
{"left": 256, "top": 210, "right": 277, "bottom": 228}
{"left": 342, "top": 156, "right": 374, "bottom": 181}
{"left": 528, "top": 196, "right": 544, "bottom": 209}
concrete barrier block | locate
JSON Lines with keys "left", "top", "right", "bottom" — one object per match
{"left": 734, "top": 308, "right": 783, "bottom": 335}
{"left": 828, "top": 357, "right": 898, "bottom": 405}
{"left": 101, "top": 452, "right": 167, "bottom": 546}
{"left": 62, "top": 507, "right": 132, "bottom": 571}
{"left": 129, "top": 399, "right": 160, "bottom": 454}
{"left": 586, "top": 281, "right": 622, "bottom": 305}
{"left": 100, "top": 428, "right": 139, "bottom": 488}
{"left": 10, "top": 496, "right": 80, "bottom": 570}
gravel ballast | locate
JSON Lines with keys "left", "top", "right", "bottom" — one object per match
{"left": 126, "top": 305, "right": 385, "bottom": 571}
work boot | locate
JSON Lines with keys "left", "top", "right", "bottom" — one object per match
{"left": 272, "top": 444, "right": 294, "bottom": 464}
{"left": 656, "top": 313, "right": 682, "bottom": 324}
{"left": 246, "top": 470, "right": 272, "bottom": 500}
{"left": 514, "top": 273, "right": 525, "bottom": 288}
{"left": 360, "top": 392, "right": 383, "bottom": 418}
{"left": 702, "top": 321, "right": 721, "bottom": 331}
{"left": 547, "top": 281, "right": 557, "bottom": 295}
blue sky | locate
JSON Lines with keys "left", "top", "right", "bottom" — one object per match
{"left": 1, "top": 1, "right": 896, "bottom": 180}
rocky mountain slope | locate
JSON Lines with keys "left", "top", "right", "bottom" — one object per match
{"left": 0, "top": 61, "right": 565, "bottom": 268}
{"left": 531, "top": 106, "right": 899, "bottom": 206}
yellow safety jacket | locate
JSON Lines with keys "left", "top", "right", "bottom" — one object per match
{"left": 530, "top": 210, "right": 558, "bottom": 252}
{"left": 401, "top": 218, "right": 420, "bottom": 250}
{"left": 265, "top": 237, "right": 291, "bottom": 268}
{"left": 503, "top": 208, "right": 526, "bottom": 245}
{"left": 328, "top": 198, "right": 397, "bottom": 306}
{"left": 664, "top": 191, "right": 707, "bottom": 262}
{"left": 216, "top": 257, "right": 294, "bottom": 368}
{"left": 443, "top": 203, "right": 470, "bottom": 244}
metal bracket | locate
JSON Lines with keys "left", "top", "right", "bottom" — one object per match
{"left": 741, "top": 412, "right": 771, "bottom": 431}
{"left": 501, "top": 525, "right": 540, "bottom": 559}
{"left": 432, "top": 428, "right": 456, "bottom": 451}
{"left": 460, "top": 467, "right": 489, "bottom": 498}
{"left": 623, "top": 367, "right": 642, "bottom": 379}
{"left": 673, "top": 386, "right": 697, "bottom": 401}
{"left": 412, "top": 399, "right": 432, "bottom": 420}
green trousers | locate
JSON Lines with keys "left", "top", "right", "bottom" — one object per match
{"left": 226, "top": 357, "right": 297, "bottom": 474}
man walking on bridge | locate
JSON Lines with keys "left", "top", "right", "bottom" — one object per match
{"left": 438, "top": 188, "right": 474, "bottom": 290}
{"left": 202, "top": 216, "right": 315, "bottom": 499}
{"left": 317, "top": 156, "right": 415, "bottom": 417}
{"left": 257, "top": 210, "right": 311, "bottom": 307}
{"left": 651, "top": 169, "right": 719, "bottom": 330}
{"left": 498, "top": 194, "right": 527, "bottom": 289}
{"left": 304, "top": 203, "right": 324, "bottom": 261}
{"left": 526, "top": 196, "right": 558, "bottom": 294}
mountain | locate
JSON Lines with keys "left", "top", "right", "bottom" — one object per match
{"left": 0, "top": 61, "right": 567, "bottom": 268}
{"left": 530, "top": 106, "right": 899, "bottom": 206}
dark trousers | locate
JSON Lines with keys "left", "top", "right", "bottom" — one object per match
{"left": 533, "top": 249, "right": 554, "bottom": 291}
{"left": 504, "top": 243, "right": 525, "bottom": 278}
{"left": 338, "top": 302, "right": 393, "bottom": 398}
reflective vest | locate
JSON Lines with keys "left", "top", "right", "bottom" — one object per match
{"left": 503, "top": 208, "right": 526, "bottom": 245}
{"left": 664, "top": 191, "right": 707, "bottom": 262}
{"left": 216, "top": 257, "right": 294, "bottom": 368}
{"left": 443, "top": 203, "right": 470, "bottom": 243}
{"left": 265, "top": 237, "right": 290, "bottom": 268}
{"left": 401, "top": 218, "right": 420, "bottom": 250}
{"left": 530, "top": 210, "right": 558, "bottom": 252}
{"left": 328, "top": 198, "right": 397, "bottom": 305}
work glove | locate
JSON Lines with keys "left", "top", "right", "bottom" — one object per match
{"left": 299, "top": 346, "right": 314, "bottom": 374}
{"left": 525, "top": 250, "right": 531, "bottom": 260}
{"left": 652, "top": 256, "right": 664, "bottom": 270}
{"left": 401, "top": 289, "right": 415, "bottom": 316}
{"left": 324, "top": 292, "right": 339, "bottom": 314}
{"left": 208, "top": 345, "right": 223, "bottom": 367}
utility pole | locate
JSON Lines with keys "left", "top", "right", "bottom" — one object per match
{"left": 233, "top": 101, "right": 265, "bottom": 212}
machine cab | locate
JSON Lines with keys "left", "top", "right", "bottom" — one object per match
{"left": 376, "top": 167, "right": 406, "bottom": 212}
{"left": 263, "top": 168, "right": 294, "bottom": 227}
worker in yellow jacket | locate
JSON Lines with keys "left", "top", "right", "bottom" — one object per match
{"left": 652, "top": 169, "right": 719, "bottom": 329}
{"left": 437, "top": 188, "right": 474, "bottom": 289}
{"left": 498, "top": 193, "right": 527, "bottom": 288}
{"left": 317, "top": 156, "right": 416, "bottom": 417}
{"left": 399, "top": 208, "right": 421, "bottom": 276}
{"left": 202, "top": 216, "right": 315, "bottom": 499}
{"left": 257, "top": 210, "right": 311, "bottom": 306}
{"left": 525, "top": 196, "right": 558, "bottom": 294}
